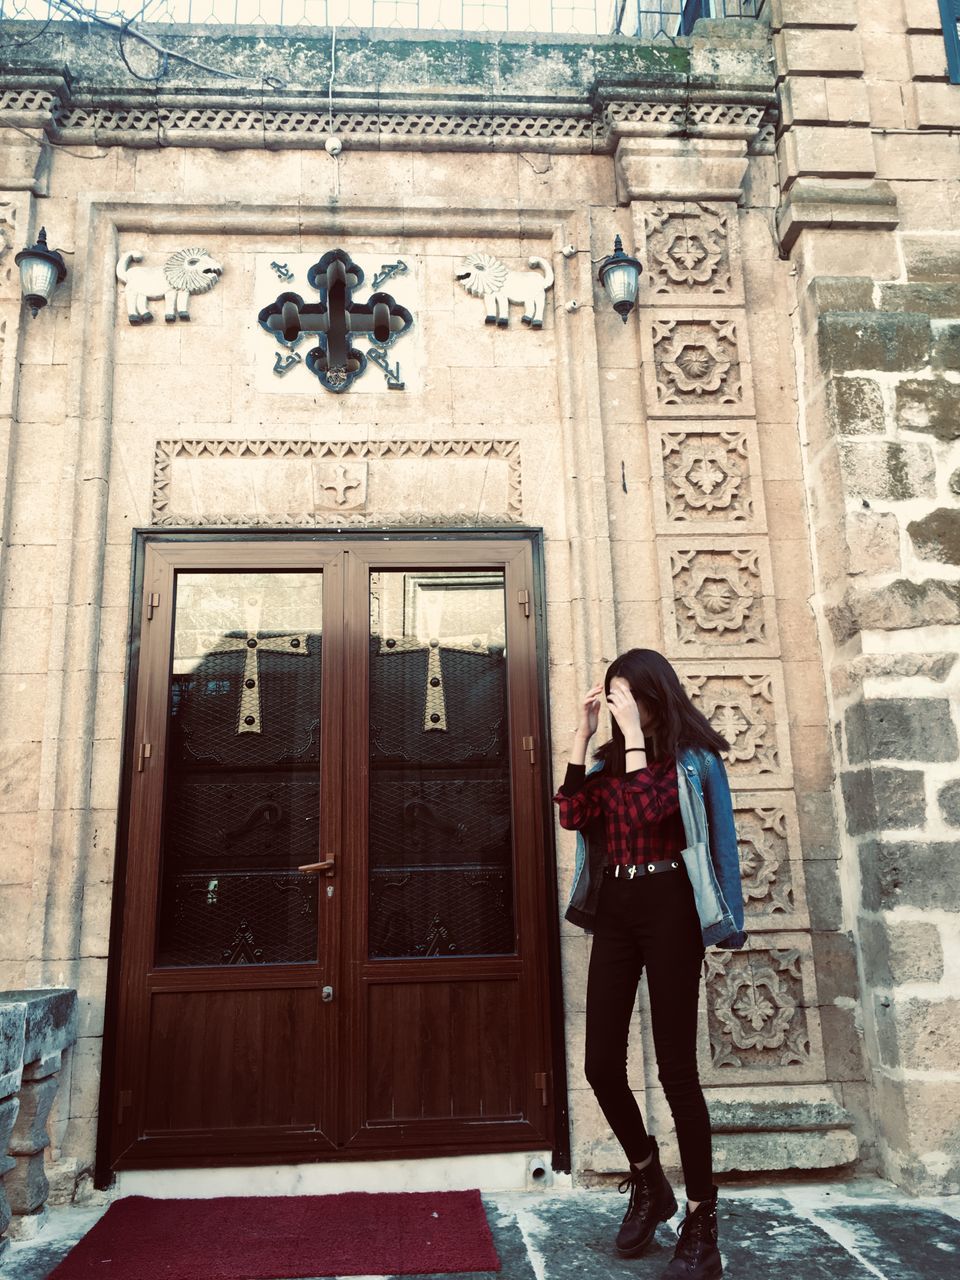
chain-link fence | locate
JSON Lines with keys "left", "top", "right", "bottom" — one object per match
{"left": 0, "top": 0, "right": 765, "bottom": 35}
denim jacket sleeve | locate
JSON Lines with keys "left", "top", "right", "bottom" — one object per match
{"left": 701, "top": 749, "right": 747, "bottom": 947}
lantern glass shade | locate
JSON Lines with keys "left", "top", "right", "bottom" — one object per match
{"left": 597, "top": 235, "right": 643, "bottom": 323}
{"left": 601, "top": 261, "right": 640, "bottom": 316}
{"left": 18, "top": 255, "right": 61, "bottom": 316}
{"left": 15, "top": 228, "right": 67, "bottom": 318}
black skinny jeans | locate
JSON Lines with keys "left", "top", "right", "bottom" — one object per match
{"left": 584, "top": 867, "right": 713, "bottom": 1202}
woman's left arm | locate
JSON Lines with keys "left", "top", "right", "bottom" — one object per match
{"left": 702, "top": 751, "right": 747, "bottom": 938}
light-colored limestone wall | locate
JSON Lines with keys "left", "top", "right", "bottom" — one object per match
{"left": 0, "top": 18, "right": 871, "bottom": 1194}
{"left": 773, "top": 0, "right": 960, "bottom": 1194}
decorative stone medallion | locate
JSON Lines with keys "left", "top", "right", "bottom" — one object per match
{"left": 253, "top": 253, "right": 421, "bottom": 394}
{"left": 643, "top": 202, "right": 743, "bottom": 305}
{"left": 699, "top": 935, "right": 825, "bottom": 1085}
{"left": 676, "top": 662, "right": 793, "bottom": 789}
{"left": 258, "top": 249, "right": 413, "bottom": 393}
{"left": 641, "top": 312, "right": 754, "bottom": 418}
{"left": 649, "top": 422, "right": 766, "bottom": 534}
{"left": 659, "top": 538, "right": 779, "bottom": 657}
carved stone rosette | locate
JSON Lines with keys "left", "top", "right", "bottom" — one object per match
{"left": 658, "top": 538, "right": 779, "bottom": 658}
{"left": 641, "top": 312, "right": 754, "bottom": 419}
{"left": 732, "top": 792, "right": 809, "bottom": 931}
{"left": 649, "top": 422, "right": 767, "bottom": 535}
{"left": 676, "top": 662, "right": 793, "bottom": 790}
{"left": 698, "top": 935, "right": 825, "bottom": 1086}
{"left": 642, "top": 202, "right": 744, "bottom": 306}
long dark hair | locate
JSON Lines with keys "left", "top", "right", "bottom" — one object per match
{"left": 594, "top": 648, "right": 729, "bottom": 774}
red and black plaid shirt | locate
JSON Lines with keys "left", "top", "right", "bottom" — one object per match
{"left": 553, "top": 757, "right": 684, "bottom": 866}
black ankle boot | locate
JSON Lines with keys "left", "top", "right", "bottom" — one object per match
{"left": 615, "top": 1136, "right": 678, "bottom": 1257}
{"left": 660, "top": 1184, "right": 722, "bottom": 1279}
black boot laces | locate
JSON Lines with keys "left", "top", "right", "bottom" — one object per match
{"left": 618, "top": 1168, "right": 653, "bottom": 1219}
{"left": 673, "top": 1200, "right": 712, "bottom": 1265}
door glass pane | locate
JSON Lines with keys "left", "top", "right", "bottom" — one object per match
{"left": 368, "top": 570, "right": 516, "bottom": 959}
{"left": 156, "top": 572, "right": 323, "bottom": 967}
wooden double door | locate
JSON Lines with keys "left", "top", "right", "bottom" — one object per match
{"left": 105, "top": 535, "right": 559, "bottom": 1171}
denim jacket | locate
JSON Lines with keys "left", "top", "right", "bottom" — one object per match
{"left": 563, "top": 745, "right": 748, "bottom": 950}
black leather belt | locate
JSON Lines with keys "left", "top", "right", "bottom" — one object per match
{"left": 603, "top": 860, "right": 681, "bottom": 879}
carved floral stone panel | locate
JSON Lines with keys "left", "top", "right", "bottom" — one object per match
{"left": 642, "top": 202, "right": 744, "bottom": 305}
{"left": 641, "top": 312, "right": 754, "bottom": 418}
{"left": 699, "top": 934, "right": 825, "bottom": 1086}
{"left": 659, "top": 538, "right": 779, "bottom": 658}
{"left": 733, "top": 792, "right": 808, "bottom": 931}
{"left": 151, "top": 439, "right": 522, "bottom": 527}
{"left": 649, "top": 422, "right": 766, "bottom": 535}
{"left": 676, "top": 662, "right": 793, "bottom": 790}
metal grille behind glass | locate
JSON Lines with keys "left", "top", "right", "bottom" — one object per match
{"left": 156, "top": 571, "right": 323, "bottom": 967}
{"left": 368, "top": 570, "right": 516, "bottom": 959}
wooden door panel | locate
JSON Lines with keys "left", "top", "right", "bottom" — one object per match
{"left": 106, "top": 536, "right": 557, "bottom": 1172}
{"left": 365, "top": 978, "right": 522, "bottom": 1123}
{"left": 143, "top": 988, "right": 321, "bottom": 1133}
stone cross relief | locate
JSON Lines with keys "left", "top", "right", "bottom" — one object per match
{"left": 258, "top": 248, "right": 413, "bottom": 393}
{"left": 190, "top": 592, "right": 311, "bottom": 734}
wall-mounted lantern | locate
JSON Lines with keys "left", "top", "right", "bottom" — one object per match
{"left": 597, "top": 235, "right": 643, "bottom": 323}
{"left": 15, "top": 227, "right": 67, "bottom": 318}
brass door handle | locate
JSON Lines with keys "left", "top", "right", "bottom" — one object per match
{"left": 298, "top": 857, "right": 336, "bottom": 875}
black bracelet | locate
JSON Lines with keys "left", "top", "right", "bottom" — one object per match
{"left": 625, "top": 747, "right": 646, "bottom": 754}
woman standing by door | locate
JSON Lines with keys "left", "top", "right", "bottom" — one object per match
{"left": 555, "top": 649, "right": 747, "bottom": 1280}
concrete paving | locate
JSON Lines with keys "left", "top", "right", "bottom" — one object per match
{"left": 3, "top": 1177, "right": 960, "bottom": 1280}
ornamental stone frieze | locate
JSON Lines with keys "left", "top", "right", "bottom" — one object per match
{"left": 676, "top": 663, "right": 793, "bottom": 791}
{"left": 642, "top": 202, "right": 744, "bottom": 306}
{"left": 641, "top": 313, "right": 755, "bottom": 418}
{"left": 658, "top": 538, "right": 779, "bottom": 658}
{"left": 649, "top": 422, "right": 767, "bottom": 535}
{"left": 699, "top": 935, "right": 825, "bottom": 1087}
{"left": 150, "top": 439, "right": 522, "bottom": 528}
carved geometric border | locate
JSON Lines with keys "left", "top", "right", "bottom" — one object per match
{"left": 0, "top": 88, "right": 773, "bottom": 154}
{"left": 648, "top": 421, "right": 767, "bottom": 536}
{"left": 150, "top": 438, "right": 523, "bottom": 527}
{"left": 658, "top": 537, "right": 780, "bottom": 658}
{"left": 675, "top": 660, "right": 794, "bottom": 791}
{"left": 733, "top": 791, "right": 809, "bottom": 932}
{"left": 698, "top": 932, "right": 825, "bottom": 1087}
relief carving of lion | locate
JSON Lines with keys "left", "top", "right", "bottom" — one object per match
{"left": 455, "top": 252, "right": 554, "bottom": 328}
{"left": 116, "top": 246, "right": 224, "bottom": 325}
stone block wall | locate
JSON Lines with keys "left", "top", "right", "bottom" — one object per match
{"left": 773, "top": 0, "right": 960, "bottom": 1194}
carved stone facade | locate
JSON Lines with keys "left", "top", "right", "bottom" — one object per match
{"left": 2, "top": 10, "right": 957, "bottom": 1205}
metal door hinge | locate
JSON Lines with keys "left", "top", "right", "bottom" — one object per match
{"left": 137, "top": 743, "right": 152, "bottom": 772}
{"left": 534, "top": 1071, "right": 550, "bottom": 1106}
{"left": 522, "top": 735, "right": 535, "bottom": 765}
{"left": 518, "top": 588, "right": 530, "bottom": 618}
{"left": 146, "top": 592, "right": 161, "bottom": 621}
{"left": 116, "top": 1088, "right": 133, "bottom": 1124}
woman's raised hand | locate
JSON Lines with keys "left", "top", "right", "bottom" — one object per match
{"left": 576, "top": 683, "right": 604, "bottom": 739}
{"left": 606, "top": 682, "right": 643, "bottom": 738}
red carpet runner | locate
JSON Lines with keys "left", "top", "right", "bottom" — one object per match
{"left": 49, "top": 1189, "right": 502, "bottom": 1279}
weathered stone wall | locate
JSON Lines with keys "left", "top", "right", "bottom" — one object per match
{"left": 0, "top": 14, "right": 887, "bottom": 1194}
{"left": 773, "top": 0, "right": 960, "bottom": 1194}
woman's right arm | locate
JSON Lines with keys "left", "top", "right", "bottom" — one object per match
{"left": 553, "top": 685, "right": 605, "bottom": 829}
